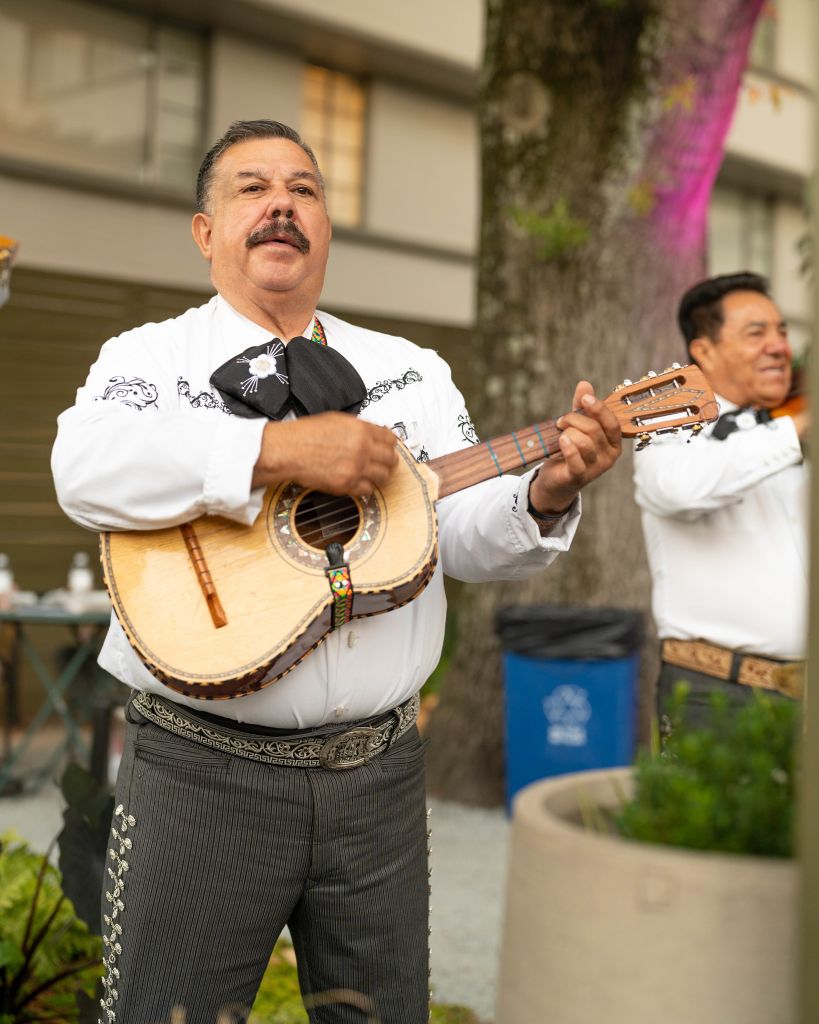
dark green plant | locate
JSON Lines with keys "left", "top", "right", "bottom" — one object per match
{"left": 0, "top": 833, "right": 102, "bottom": 1023}
{"left": 250, "top": 942, "right": 482, "bottom": 1023}
{"left": 615, "top": 684, "right": 799, "bottom": 857}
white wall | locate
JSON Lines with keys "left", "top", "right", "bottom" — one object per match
{"left": 0, "top": 175, "right": 211, "bottom": 291}
{"left": 771, "top": 199, "right": 811, "bottom": 353}
{"left": 324, "top": 238, "right": 473, "bottom": 325}
{"left": 208, "top": 33, "right": 302, "bottom": 140}
{"left": 724, "top": 71, "right": 813, "bottom": 180}
{"left": 246, "top": 0, "right": 482, "bottom": 70}
{"left": 366, "top": 83, "right": 478, "bottom": 252}
{"left": 775, "top": 0, "right": 815, "bottom": 86}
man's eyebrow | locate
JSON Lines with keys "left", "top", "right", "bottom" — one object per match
{"left": 232, "top": 168, "right": 321, "bottom": 185}
{"left": 741, "top": 319, "right": 788, "bottom": 331}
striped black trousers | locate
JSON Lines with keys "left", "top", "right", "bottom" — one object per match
{"left": 99, "top": 698, "right": 430, "bottom": 1024}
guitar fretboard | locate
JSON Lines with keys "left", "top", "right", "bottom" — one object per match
{"left": 429, "top": 419, "right": 562, "bottom": 499}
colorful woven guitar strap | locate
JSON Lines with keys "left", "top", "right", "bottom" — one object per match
{"left": 326, "top": 564, "right": 354, "bottom": 628}
{"left": 311, "top": 317, "right": 327, "bottom": 346}
{"left": 324, "top": 542, "right": 354, "bottom": 628}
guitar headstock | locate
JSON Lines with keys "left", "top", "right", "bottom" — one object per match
{"left": 604, "top": 364, "right": 718, "bottom": 448}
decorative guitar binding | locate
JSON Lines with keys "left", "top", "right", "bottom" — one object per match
{"left": 100, "top": 363, "right": 717, "bottom": 699}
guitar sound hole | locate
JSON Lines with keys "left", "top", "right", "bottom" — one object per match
{"left": 293, "top": 492, "right": 360, "bottom": 551}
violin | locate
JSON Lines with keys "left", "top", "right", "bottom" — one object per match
{"left": 771, "top": 365, "right": 807, "bottom": 420}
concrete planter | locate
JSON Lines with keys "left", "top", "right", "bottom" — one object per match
{"left": 496, "top": 767, "right": 797, "bottom": 1024}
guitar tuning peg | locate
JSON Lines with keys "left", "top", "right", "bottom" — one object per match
{"left": 622, "top": 378, "right": 633, "bottom": 386}
{"left": 671, "top": 362, "right": 681, "bottom": 369}
{"left": 646, "top": 370, "right": 658, "bottom": 377}
{"left": 635, "top": 432, "right": 652, "bottom": 451}
{"left": 684, "top": 422, "right": 704, "bottom": 443}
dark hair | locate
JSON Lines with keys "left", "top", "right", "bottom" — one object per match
{"left": 195, "top": 120, "right": 324, "bottom": 213}
{"left": 677, "top": 271, "right": 770, "bottom": 355}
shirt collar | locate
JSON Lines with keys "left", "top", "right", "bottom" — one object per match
{"left": 714, "top": 393, "right": 738, "bottom": 414}
{"left": 214, "top": 294, "right": 318, "bottom": 346}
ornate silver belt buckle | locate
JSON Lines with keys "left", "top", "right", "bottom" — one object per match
{"left": 319, "top": 726, "right": 380, "bottom": 770}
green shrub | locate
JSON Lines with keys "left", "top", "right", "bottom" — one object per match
{"left": 615, "top": 685, "right": 799, "bottom": 857}
{"left": 250, "top": 943, "right": 482, "bottom": 1023}
{"left": 0, "top": 833, "right": 102, "bottom": 1023}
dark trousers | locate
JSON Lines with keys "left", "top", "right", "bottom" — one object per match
{"left": 100, "top": 700, "right": 430, "bottom": 1024}
{"left": 657, "top": 659, "right": 794, "bottom": 736}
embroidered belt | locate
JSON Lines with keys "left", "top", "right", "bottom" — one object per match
{"left": 661, "top": 639, "right": 804, "bottom": 700}
{"left": 131, "top": 691, "right": 420, "bottom": 770}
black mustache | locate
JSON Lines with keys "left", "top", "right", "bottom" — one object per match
{"left": 246, "top": 220, "right": 310, "bottom": 254}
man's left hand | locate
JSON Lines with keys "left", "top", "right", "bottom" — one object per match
{"left": 528, "top": 380, "right": 622, "bottom": 516}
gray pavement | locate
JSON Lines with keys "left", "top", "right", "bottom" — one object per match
{"left": 0, "top": 737, "right": 509, "bottom": 1023}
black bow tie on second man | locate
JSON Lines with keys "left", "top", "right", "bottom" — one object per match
{"left": 210, "top": 336, "right": 367, "bottom": 420}
{"left": 710, "top": 405, "right": 772, "bottom": 440}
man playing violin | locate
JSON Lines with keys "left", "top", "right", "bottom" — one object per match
{"left": 52, "top": 119, "right": 621, "bottom": 1024}
{"left": 634, "top": 271, "right": 808, "bottom": 736}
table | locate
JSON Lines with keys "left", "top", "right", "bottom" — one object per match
{"left": 0, "top": 604, "right": 118, "bottom": 794}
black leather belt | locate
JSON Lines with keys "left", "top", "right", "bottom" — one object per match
{"left": 130, "top": 691, "right": 420, "bottom": 770}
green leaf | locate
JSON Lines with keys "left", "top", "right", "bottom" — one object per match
{"left": 0, "top": 937, "right": 25, "bottom": 973}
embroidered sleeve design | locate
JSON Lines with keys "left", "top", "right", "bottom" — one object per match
{"left": 361, "top": 369, "right": 422, "bottom": 408}
{"left": 94, "top": 376, "right": 158, "bottom": 411}
{"left": 177, "top": 378, "right": 231, "bottom": 414}
{"left": 458, "top": 412, "right": 480, "bottom": 445}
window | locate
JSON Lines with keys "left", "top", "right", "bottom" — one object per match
{"left": 0, "top": 0, "right": 205, "bottom": 192}
{"left": 301, "top": 65, "right": 366, "bottom": 228}
{"left": 708, "top": 184, "right": 774, "bottom": 279}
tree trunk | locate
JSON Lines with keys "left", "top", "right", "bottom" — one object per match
{"left": 426, "top": 0, "right": 765, "bottom": 805}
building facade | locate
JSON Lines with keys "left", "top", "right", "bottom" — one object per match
{"left": 0, "top": 0, "right": 813, "bottom": 592}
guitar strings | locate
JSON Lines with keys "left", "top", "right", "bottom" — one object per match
{"left": 174, "top": 425, "right": 566, "bottom": 552}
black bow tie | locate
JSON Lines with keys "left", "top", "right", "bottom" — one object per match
{"left": 210, "top": 336, "right": 366, "bottom": 420}
{"left": 711, "top": 406, "right": 772, "bottom": 440}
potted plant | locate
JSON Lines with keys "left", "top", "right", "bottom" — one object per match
{"left": 496, "top": 689, "right": 799, "bottom": 1024}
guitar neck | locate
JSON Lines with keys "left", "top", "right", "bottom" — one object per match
{"left": 425, "top": 364, "right": 718, "bottom": 499}
{"left": 428, "top": 419, "right": 562, "bottom": 499}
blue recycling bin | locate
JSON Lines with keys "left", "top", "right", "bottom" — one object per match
{"left": 498, "top": 605, "right": 642, "bottom": 812}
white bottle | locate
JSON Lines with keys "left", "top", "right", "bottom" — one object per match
{"left": 67, "top": 551, "right": 94, "bottom": 594}
{"left": 0, "top": 553, "right": 13, "bottom": 610}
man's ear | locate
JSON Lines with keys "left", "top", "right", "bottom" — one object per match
{"left": 191, "top": 213, "right": 213, "bottom": 261}
{"left": 689, "top": 337, "right": 712, "bottom": 369}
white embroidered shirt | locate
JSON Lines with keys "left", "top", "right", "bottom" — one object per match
{"left": 52, "top": 296, "right": 581, "bottom": 727}
{"left": 633, "top": 394, "right": 807, "bottom": 660}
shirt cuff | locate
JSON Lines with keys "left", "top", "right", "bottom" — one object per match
{"left": 202, "top": 415, "right": 268, "bottom": 524}
{"left": 509, "top": 466, "right": 582, "bottom": 552}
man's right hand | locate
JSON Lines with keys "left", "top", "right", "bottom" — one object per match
{"left": 252, "top": 413, "right": 399, "bottom": 495}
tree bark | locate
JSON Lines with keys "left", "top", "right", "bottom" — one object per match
{"left": 426, "top": 0, "right": 766, "bottom": 805}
